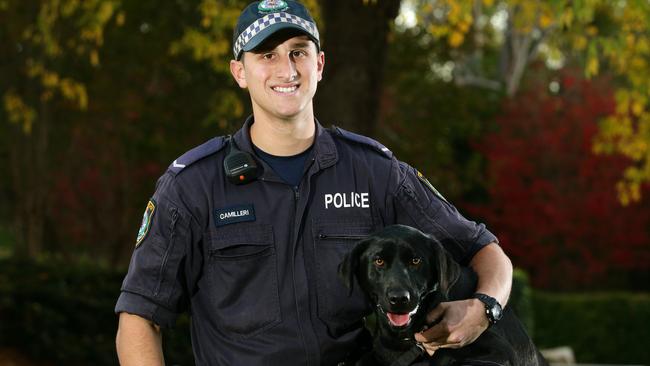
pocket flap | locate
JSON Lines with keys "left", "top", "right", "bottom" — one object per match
{"left": 209, "top": 223, "right": 273, "bottom": 250}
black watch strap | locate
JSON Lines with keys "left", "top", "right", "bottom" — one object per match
{"left": 473, "top": 293, "right": 503, "bottom": 325}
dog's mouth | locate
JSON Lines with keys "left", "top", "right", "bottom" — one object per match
{"left": 383, "top": 304, "right": 419, "bottom": 328}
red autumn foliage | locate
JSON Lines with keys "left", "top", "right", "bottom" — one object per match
{"left": 468, "top": 73, "right": 650, "bottom": 290}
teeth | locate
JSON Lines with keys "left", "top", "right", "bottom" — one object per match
{"left": 273, "top": 85, "right": 297, "bottom": 93}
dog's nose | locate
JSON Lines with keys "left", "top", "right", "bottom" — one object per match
{"left": 387, "top": 290, "right": 410, "bottom": 306}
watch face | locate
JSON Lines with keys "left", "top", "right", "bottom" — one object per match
{"left": 490, "top": 304, "right": 503, "bottom": 321}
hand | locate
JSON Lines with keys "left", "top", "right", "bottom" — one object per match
{"left": 414, "top": 298, "right": 489, "bottom": 356}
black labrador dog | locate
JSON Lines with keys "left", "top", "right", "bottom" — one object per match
{"left": 338, "top": 225, "right": 547, "bottom": 366}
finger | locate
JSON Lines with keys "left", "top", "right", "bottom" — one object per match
{"left": 415, "top": 320, "right": 451, "bottom": 343}
{"left": 437, "top": 341, "right": 462, "bottom": 349}
{"left": 420, "top": 342, "right": 439, "bottom": 356}
{"left": 425, "top": 303, "right": 447, "bottom": 324}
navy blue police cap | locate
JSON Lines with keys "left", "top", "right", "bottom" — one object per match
{"left": 233, "top": 0, "right": 320, "bottom": 60}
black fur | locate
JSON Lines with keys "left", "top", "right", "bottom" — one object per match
{"left": 338, "top": 225, "right": 548, "bottom": 366}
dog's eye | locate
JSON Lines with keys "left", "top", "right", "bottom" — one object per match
{"left": 374, "top": 258, "right": 385, "bottom": 267}
{"left": 411, "top": 257, "right": 421, "bottom": 266}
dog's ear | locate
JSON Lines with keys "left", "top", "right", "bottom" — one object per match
{"left": 427, "top": 235, "right": 461, "bottom": 299}
{"left": 338, "top": 238, "right": 371, "bottom": 295}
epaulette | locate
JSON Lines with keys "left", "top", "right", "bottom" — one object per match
{"left": 331, "top": 126, "right": 393, "bottom": 159}
{"left": 167, "top": 136, "right": 227, "bottom": 175}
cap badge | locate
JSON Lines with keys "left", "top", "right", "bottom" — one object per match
{"left": 258, "top": 0, "right": 289, "bottom": 13}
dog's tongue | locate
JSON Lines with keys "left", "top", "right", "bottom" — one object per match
{"left": 386, "top": 312, "right": 410, "bottom": 327}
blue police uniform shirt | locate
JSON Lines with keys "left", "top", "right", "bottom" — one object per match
{"left": 115, "top": 116, "right": 498, "bottom": 366}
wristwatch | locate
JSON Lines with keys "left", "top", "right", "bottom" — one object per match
{"left": 473, "top": 293, "right": 503, "bottom": 325}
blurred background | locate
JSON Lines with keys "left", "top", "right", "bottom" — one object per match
{"left": 0, "top": 0, "right": 648, "bottom": 364}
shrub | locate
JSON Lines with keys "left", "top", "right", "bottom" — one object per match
{"left": 0, "top": 258, "right": 193, "bottom": 365}
{"left": 533, "top": 291, "right": 650, "bottom": 364}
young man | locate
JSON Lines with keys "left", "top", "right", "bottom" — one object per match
{"left": 115, "top": 1, "right": 513, "bottom": 365}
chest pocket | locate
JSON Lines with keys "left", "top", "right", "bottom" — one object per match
{"left": 205, "top": 223, "right": 281, "bottom": 338}
{"left": 312, "top": 218, "right": 375, "bottom": 337}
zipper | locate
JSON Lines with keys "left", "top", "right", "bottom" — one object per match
{"left": 289, "top": 184, "right": 312, "bottom": 365}
{"left": 154, "top": 207, "right": 179, "bottom": 297}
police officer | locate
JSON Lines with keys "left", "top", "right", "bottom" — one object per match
{"left": 115, "top": 1, "right": 513, "bottom": 365}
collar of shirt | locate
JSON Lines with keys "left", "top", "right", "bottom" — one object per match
{"left": 233, "top": 115, "right": 339, "bottom": 172}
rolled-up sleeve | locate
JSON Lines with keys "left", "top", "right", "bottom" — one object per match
{"left": 392, "top": 162, "right": 498, "bottom": 265}
{"left": 115, "top": 172, "right": 200, "bottom": 328}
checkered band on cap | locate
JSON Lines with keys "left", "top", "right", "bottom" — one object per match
{"left": 233, "top": 12, "right": 320, "bottom": 58}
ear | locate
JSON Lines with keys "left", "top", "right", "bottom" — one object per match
{"left": 427, "top": 235, "right": 460, "bottom": 299}
{"left": 316, "top": 51, "right": 325, "bottom": 82}
{"left": 338, "top": 238, "right": 370, "bottom": 295}
{"left": 230, "top": 59, "right": 247, "bottom": 88}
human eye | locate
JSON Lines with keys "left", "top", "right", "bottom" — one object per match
{"left": 260, "top": 52, "right": 275, "bottom": 61}
{"left": 291, "top": 49, "right": 307, "bottom": 58}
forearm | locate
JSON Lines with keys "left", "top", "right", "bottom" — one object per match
{"left": 116, "top": 312, "right": 165, "bottom": 366}
{"left": 469, "top": 242, "right": 513, "bottom": 307}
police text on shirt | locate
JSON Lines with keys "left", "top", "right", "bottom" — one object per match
{"left": 324, "top": 192, "right": 369, "bottom": 209}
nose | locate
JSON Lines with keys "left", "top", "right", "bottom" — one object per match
{"left": 387, "top": 289, "right": 410, "bottom": 306}
{"left": 276, "top": 53, "right": 298, "bottom": 81}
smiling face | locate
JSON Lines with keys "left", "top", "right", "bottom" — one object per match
{"left": 230, "top": 31, "right": 325, "bottom": 123}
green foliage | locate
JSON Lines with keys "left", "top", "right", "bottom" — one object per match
{"left": 0, "top": 258, "right": 194, "bottom": 365}
{"left": 533, "top": 291, "right": 650, "bottom": 364}
{"left": 379, "top": 27, "right": 502, "bottom": 203}
{"left": 1, "top": 0, "right": 254, "bottom": 262}
{"left": 0, "top": 258, "right": 123, "bottom": 364}
{"left": 0, "top": 225, "right": 13, "bottom": 259}
{"left": 508, "top": 268, "right": 534, "bottom": 338}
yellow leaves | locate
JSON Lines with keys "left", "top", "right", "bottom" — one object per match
{"left": 539, "top": 14, "right": 553, "bottom": 29}
{"left": 631, "top": 101, "right": 645, "bottom": 117}
{"left": 449, "top": 31, "right": 465, "bottom": 48}
{"left": 61, "top": 0, "right": 80, "bottom": 17}
{"left": 560, "top": 7, "right": 574, "bottom": 27}
{"left": 170, "top": 29, "right": 230, "bottom": 71}
{"left": 200, "top": 0, "right": 219, "bottom": 28}
{"left": 586, "top": 26, "right": 598, "bottom": 37}
{"left": 42, "top": 71, "right": 60, "bottom": 88}
{"left": 3, "top": 91, "right": 37, "bottom": 134}
{"left": 585, "top": 43, "right": 599, "bottom": 78}
{"left": 595, "top": 83, "right": 650, "bottom": 205}
{"left": 169, "top": 0, "right": 248, "bottom": 71}
{"left": 573, "top": 35, "right": 588, "bottom": 51}
{"left": 418, "top": 0, "right": 474, "bottom": 48}
{"left": 24, "top": 59, "right": 89, "bottom": 110}
{"left": 617, "top": 180, "right": 641, "bottom": 206}
{"left": 96, "top": 1, "right": 115, "bottom": 24}
{"left": 59, "top": 79, "right": 88, "bottom": 109}
{"left": 115, "top": 11, "right": 125, "bottom": 26}
{"left": 90, "top": 49, "right": 100, "bottom": 67}
{"left": 585, "top": 56, "right": 599, "bottom": 77}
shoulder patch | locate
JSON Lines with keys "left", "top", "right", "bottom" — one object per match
{"left": 416, "top": 170, "right": 448, "bottom": 203}
{"left": 168, "top": 136, "right": 227, "bottom": 175}
{"left": 136, "top": 199, "right": 156, "bottom": 247}
{"left": 332, "top": 126, "right": 393, "bottom": 159}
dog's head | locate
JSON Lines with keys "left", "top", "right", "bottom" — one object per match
{"left": 338, "top": 225, "right": 460, "bottom": 331}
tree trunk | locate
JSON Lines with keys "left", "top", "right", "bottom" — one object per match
{"left": 10, "top": 99, "right": 50, "bottom": 259}
{"left": 315, "top": 0, "right": 401, "bottom": 136}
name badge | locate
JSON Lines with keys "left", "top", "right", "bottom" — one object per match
{"left": 215, "top": 204, "right": 256, "bottom": 227}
